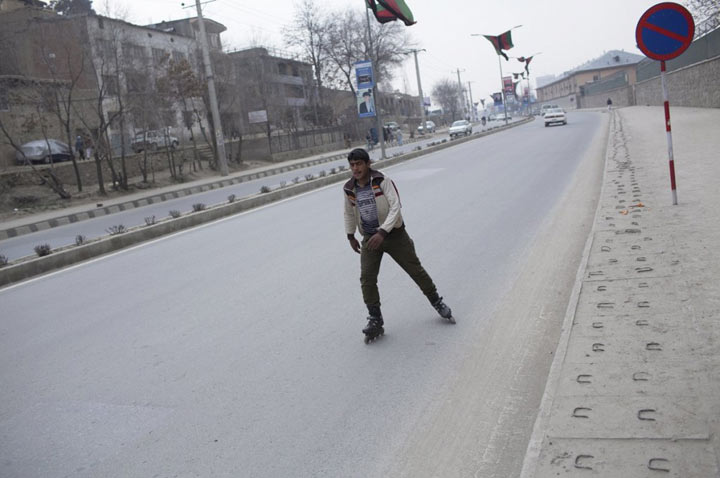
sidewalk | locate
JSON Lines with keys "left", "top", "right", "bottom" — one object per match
{"left": 522, "top": 106, "right": 720, "bottom": 476}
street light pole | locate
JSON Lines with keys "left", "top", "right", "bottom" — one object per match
{"left": 467, "top": 81, "right": 475, "bottom": 121}
{"left": 194, "top": 0, "right": 228, "bottom": 175}
{"left": 410, "top": 49, "right": 428, "bottom": 138}
{"left": 455, "top": 68, "right": 466, "bottom": 120}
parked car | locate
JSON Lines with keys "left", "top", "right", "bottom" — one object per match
{"left": 544, "top": 108, "right": 567, "bottom": 127}
{"left": 15, "top": 139, "right": 73, "bottom": 165}
{"left": 417, "top": 120, "right": 436, "bottom": 134}
{"left": 131, "top": 130, "right": 179, "bottom": 153}
{"left": 448, "top": 120, "right": 472, "bottom": 138}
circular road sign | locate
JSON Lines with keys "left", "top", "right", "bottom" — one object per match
{"left": 636, "top": 2, "right": 695, "bottom": 61}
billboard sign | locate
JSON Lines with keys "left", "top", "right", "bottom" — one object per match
{"left": 357, "top": 88, "right": 376, "bottom": 118}
{"left": 248, "top": 110, "right": 268, "bottom": 124}
{"left": 355, "top": 60, "right": 375, "bottom": 90}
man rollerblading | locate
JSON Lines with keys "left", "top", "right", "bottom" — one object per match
{"left": 343, "top": 148, "right": 455, "bottom": 344}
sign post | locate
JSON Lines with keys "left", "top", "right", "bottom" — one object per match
{"left": 635, "top": 2, "right": 695, "bottom": 205}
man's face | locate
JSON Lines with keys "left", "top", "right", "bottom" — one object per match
{"left": 348, "top": 159, "right": 370, "bottom": 183}
{"left": 364, "top": 95, "right": 371, "bottom": 103}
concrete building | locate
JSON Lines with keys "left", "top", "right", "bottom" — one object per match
{"left": 0, "top": 0, "right": 225, "bottom": 168}
{"left": 536, "top": 50, "right": 644, "bottom": 109}
{"left": 224, "top": 47, "right": 315, "bottom": 133}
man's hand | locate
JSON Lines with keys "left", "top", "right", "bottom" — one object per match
{"left": 348, "top": 236, "right": 361, "bottom": 254}
{"left": 367, "top": 232, "right": 385, "bottom": 251}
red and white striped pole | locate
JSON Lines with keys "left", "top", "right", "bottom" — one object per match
{"left": 660, "top": 60, "right": 678, "bottom": 205}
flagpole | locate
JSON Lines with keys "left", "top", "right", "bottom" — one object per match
{"left": 365, "top": 6, "right": 386, "bottom": 160}
{"left": 498, "top": 55, "right": 508, "bottom": 125}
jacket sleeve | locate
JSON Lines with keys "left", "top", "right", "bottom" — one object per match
{"left": 344, "top": 191, "right": 357, "bottom": 236}
{"left": 378, "top": 179, "right": 402, "bottom": 236}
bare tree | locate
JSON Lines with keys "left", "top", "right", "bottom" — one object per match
{"left": 156, "top": 58, "right": 205, "bottom": 177}
{"left": 36, "top": 23, "right": 88, "bottom": 192}
{"left": 324, "top": 8, "right": 413, "bottom": 95}
{"left": 284, "top": 0, "right": 330, "bottom": 120}
{"left": 432, "top": 79, "right": 461, "bottom": 121}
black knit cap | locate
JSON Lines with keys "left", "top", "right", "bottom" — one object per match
{"left": 347, "top": 148, "right": 370, "bottom": 162}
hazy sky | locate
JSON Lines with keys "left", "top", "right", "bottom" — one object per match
{"left": 109, "top": 0, "right": 668, "bottom": 102}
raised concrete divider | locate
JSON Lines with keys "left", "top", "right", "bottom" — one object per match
{"left": 0, "top": 116, "right": 532, "bottom": 287}
{"left": 521, "top": 106, "right": 720, "bottom": 477}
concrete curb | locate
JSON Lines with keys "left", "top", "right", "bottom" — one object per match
{"left": 0, "top": 117, "right": 532, "bottom": 288}
{"left": 519, "top": 111, "right": 613, "bottom": 477}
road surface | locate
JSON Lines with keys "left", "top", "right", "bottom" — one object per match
{"left": 0, "top": 112, "right": 607, "bottom": 477}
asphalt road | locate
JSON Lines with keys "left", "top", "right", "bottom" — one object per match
{"left": 0, "top": 112, "right": 605, "bottom": 477}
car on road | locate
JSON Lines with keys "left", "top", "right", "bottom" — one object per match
{"left": 417, "top": 120, "right": 436, "bottom": 134}
{"left": 448, "top": 120, "right": 472, "bottom": 138}
{"left": 131, "top": 129, "right": 179, "bottom": 153}
{"left": 540, "top": 104, "right": 560, "bottom": 116}
{"left": 15, "top": 139, "right": 73, "bottom": 165}
{"left": 544, "top": 108, "right": 567, "bottom": 127}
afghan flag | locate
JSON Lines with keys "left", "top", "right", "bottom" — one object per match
{"left": 484, "top": 30, "right": 513, "bottom": 60}
{"left": 366, "top": 0, "right": 416, "bottom": 26}
{"left": 517, "top": 55, "right": 533, "bottom": 74}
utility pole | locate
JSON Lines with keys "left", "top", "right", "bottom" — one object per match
{"left": 409, "top": 49, "right": 428, "bottom": 138}
{"left": 194, "top": 0, "right": 228, "bottom": 175}
{"left": 455, "top": 68, "right": 466, "bottom": 120}
{"left": 467, "top": 81, "right": 475, "bottom": 121}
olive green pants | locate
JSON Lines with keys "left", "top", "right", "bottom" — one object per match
{"left": 360, "top": 227, "right": 437, "bottom": 307}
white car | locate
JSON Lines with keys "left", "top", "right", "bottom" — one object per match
{"left": 131, "top": 130, "right": 179, "bottom": 153}
{"left": 544, "top": 108, "right": 567, "bottom": 127}
{"left": 448, "top": 120, "right": 472, "bottom": 138}
{"left": 540, "top": 104, "right": 560, "bottom": 116}
{"left": 417, "top": 120, "right": 436, "bottom": 134}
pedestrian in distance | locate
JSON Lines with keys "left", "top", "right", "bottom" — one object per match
{"left": 607, "top": 97, "right": 613, "bottom": 111}
{"left": 75, "top": 135, "right": 85, "bottom": 160}
{"left": 343, "top": 148, "right": 454, "bottom": 344}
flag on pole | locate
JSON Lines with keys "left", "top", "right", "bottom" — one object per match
{"left": 483, "top": 30, "right": 513, "bottom": 60}
{"left": 517, "top": 56, "right": 533, "bottom": 74}
{"left": 366, "top": 0, "right": 416, "bottom": 26}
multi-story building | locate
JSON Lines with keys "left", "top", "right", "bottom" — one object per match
{"left": 225, "top": 47, "right": 315, "bottom": 133}
{"left": 0, "top": 0, "right": 225, "bottom": 167}
{"left": 536, "top": 50, "right": 644, "bottom": 109}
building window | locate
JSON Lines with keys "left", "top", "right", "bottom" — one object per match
{"left": 288, "top": 85, "right": 304, "bottom": 99}
{"left": 278, "top": 62, "right": 288, "bottom": 75}
{"left": 102, "top": 75, "right": 119, "bottom": 96}
{"left": 98, "top": 39, "right": 115, "bottom": 58}
{"left": 122, "top": 43, "right": 146, "bottom": 61}
{"left": 152, "top": 48, "right": 168, "bottom": 65}
{"left": 172, "top": 50, "right": 186, "bottom": 63}
{"left": 125, "top": 72, "right": 145, "bottom": 93}
{"left": 0, "top": 87, "right": 9, "bottom": 111}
